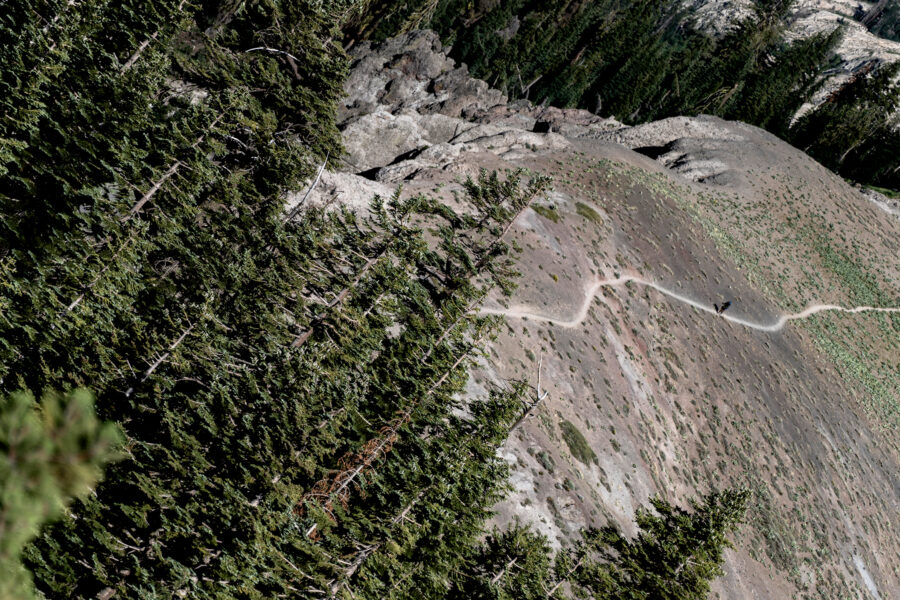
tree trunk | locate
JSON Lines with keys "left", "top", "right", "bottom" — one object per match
{"left": 861, "top": 0, "right": 888, "bottom": 28}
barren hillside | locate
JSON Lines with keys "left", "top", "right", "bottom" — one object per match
{"left": 317, "top": 31, "right": 900, "bottom": 599}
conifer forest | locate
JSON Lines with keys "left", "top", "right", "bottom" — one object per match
{"left": 0, "top": 1, "right": 897, "bottom": 599}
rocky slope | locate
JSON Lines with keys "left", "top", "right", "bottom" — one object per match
{"left": 690, "top": 0, "right": 900, "bottom": 88}
{"left": 308, "top": 31, "right": 900, "bottom": 599}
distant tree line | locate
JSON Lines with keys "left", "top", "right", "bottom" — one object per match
{"left": 0, "top": 0, "right": 749, "bottom": 597}
{"left": 350, "top": 0, "right": 900, "bottom": 192}
{"left": 858, "top": 0, "right": 900, "bottom": 42}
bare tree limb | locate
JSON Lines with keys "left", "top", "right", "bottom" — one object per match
{"left": 291, "top": 249, "right": 387, "bottom": 348}
{"left": 245, "top": 46, "right": 301, "bottom": 63}
{"left": 490, "top": 557, "right": 518, "bottom": 585}
{"left": 285, "top": 153, "right": 329, "bottom": 222}
{"left": 545, "top": 556, "right": 584, "bottom": 598}
{"left": 123, "top": 161, "right": 182, "bottom": 222}
{"left": 63, "top": 230, "right": 138, "bottom": 314}
{"left": 124, "top": 321, "right": 195, "bottom": 397}
{"left": 122, "top": 32, "right": 158, "bottom": 72}
{"left": 301, "top": 338, "right": 480, "bottom": 539}
{"left": 510, "top": 352, "right": 549, "bottom": 432}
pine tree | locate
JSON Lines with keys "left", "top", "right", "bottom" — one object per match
{"left": 789, "top": 62, "right": 900, "bottom": 172}
{"left": 560, "top": 489, "right": 750, "bottom": 599}
{"left": 446, "top": 489, "right": 750, "bottom": 600}
{"left": 725, "top": 28, "right": 842, "bottom": 134}
{"left": 448, "top": 523, "right": 554, "bottom": 600}
{"left": 861, "top": 0, "right": 900, "bottom": 41}
{"left": 0, "top": 389, "right": 121, "bottom": 600}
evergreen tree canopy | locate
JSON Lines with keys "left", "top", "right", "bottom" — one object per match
{"left": 0, "top": 389, "right": 121, "bottom": 600}
{"left": 450, "top": 490, "right": 750, "bottom": 600}
{"left": 861, "top": 0, "right": 900, "bottom": 42}
{"left": 788, "top": 61, "right": 900, "bottom": 178}
{"left": 1, "top": 1, "right": 757, "bottom": 597}
{"left": 572, "top": 489, "right": 749, "bottom": 599}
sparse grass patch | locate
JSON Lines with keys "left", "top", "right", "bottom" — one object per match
{"left": 864, "top": 184, "right": 900, "bottom": 198}
{"left": 533, "top": 449, "right": 555, "bottom": 473}
{"left": 532, "top": 204, "right": 561, "bottom": 223}
{"left": 560, "top": 419, "right": 597, "bottom": 465}
{"left": 576, "top": 201, "right": 604, "bottom": 226}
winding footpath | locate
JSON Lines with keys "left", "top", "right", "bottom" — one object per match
{"left": 478, "top": 274, "right": 900, "bottom": 333}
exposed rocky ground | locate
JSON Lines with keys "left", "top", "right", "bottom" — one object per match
{"left": 311, "top": 30, "right": 900, "bottom": 599}
{"left": 693, "top": 0, "right": 900, "bottom": 66}
{"left": 687, "top": 0, "right": 870, "bottom": 33}
{"left": 861, "top": 187, "right": 900, "bottom": 220}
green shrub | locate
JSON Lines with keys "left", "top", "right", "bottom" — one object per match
{"left": 533, "top": 204, "right": 561, "bottom": 223}
{"left": 536, "top": 450, "right": 556, "bottom": 473}
{"left": 560, "top": 420, "right": 597, "bottom": 465}
{"left": 0, "top": 389, "right": 120, "bottom": 600}
{"left": 576, "top": 202, "right": 604, "bottom": 225}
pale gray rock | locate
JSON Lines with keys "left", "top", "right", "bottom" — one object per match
{"left": 861, "top": 187, "right": 900, "bottom": 221}
{"left": 285, "top": 170, "right": 394, "bottom": 214}
{"left": 340, "top": 30, "right": 505, "bottom": 124}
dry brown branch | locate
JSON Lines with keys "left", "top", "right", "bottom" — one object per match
{"left": 298, "top": 339, "right": 478, "bottom": 539}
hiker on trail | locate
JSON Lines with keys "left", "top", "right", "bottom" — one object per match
{"left": 714, "top": 301, "right": 731, "bottom": 315}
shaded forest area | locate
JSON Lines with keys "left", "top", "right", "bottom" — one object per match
{"left": 0, "top": 1, "right": 748, "bottom": 598}
{"left": 858, "top": 0, "right": 900, "bottom": 42}
{"left": 350, "top": 0, "right": 900, "bottom": 192}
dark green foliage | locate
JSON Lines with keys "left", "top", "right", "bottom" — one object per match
{"left": 451, "top": 490, "right": 750, "bottom": 600}
{"left": 723, "top": 28, "right": 843, "bottom": 134}
{"left": 788, "top": 62, "right": 900, "bottom": 187}
{"left": 0, "top": 0, "right": 553, "bottom": 596}
{"left": 0, "top": 389, "right": 121, "bottom": 600}
{"left": 16, "top": 164, "right": 547, "bottom": 597}
{"left": 420, "top": 0, "right": 811, "bottom": 120}
{"left": 560, "top": 489, "right": 750, "bottom": 599}
{"left": 343, "top": 0, "right": 439, "bottom": 40}
{"left": 448, "top": 524, "right": 555, "bottom": 599}
{"left": 862, "top": 1, "right": 900, "bottom": 42}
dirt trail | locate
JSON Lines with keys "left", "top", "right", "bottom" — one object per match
{"left": 478, "top": 274, "right": 900, "bottom": 332}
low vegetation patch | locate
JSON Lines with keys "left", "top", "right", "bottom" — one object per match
{"left": 533, "top": 204, "right": 561, "bottom": 223}
{"left": 560, "top": 419, "right": 597, "bottom": 465}
{"left": 576, "top": 201, "right": 604, "bottom": 225}
{"left": 864, "top": 184, "right": 900, "bottom": 199}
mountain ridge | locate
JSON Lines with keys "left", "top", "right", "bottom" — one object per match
{"left": 314, "top": 29, "right": 900, "bottom": 599}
